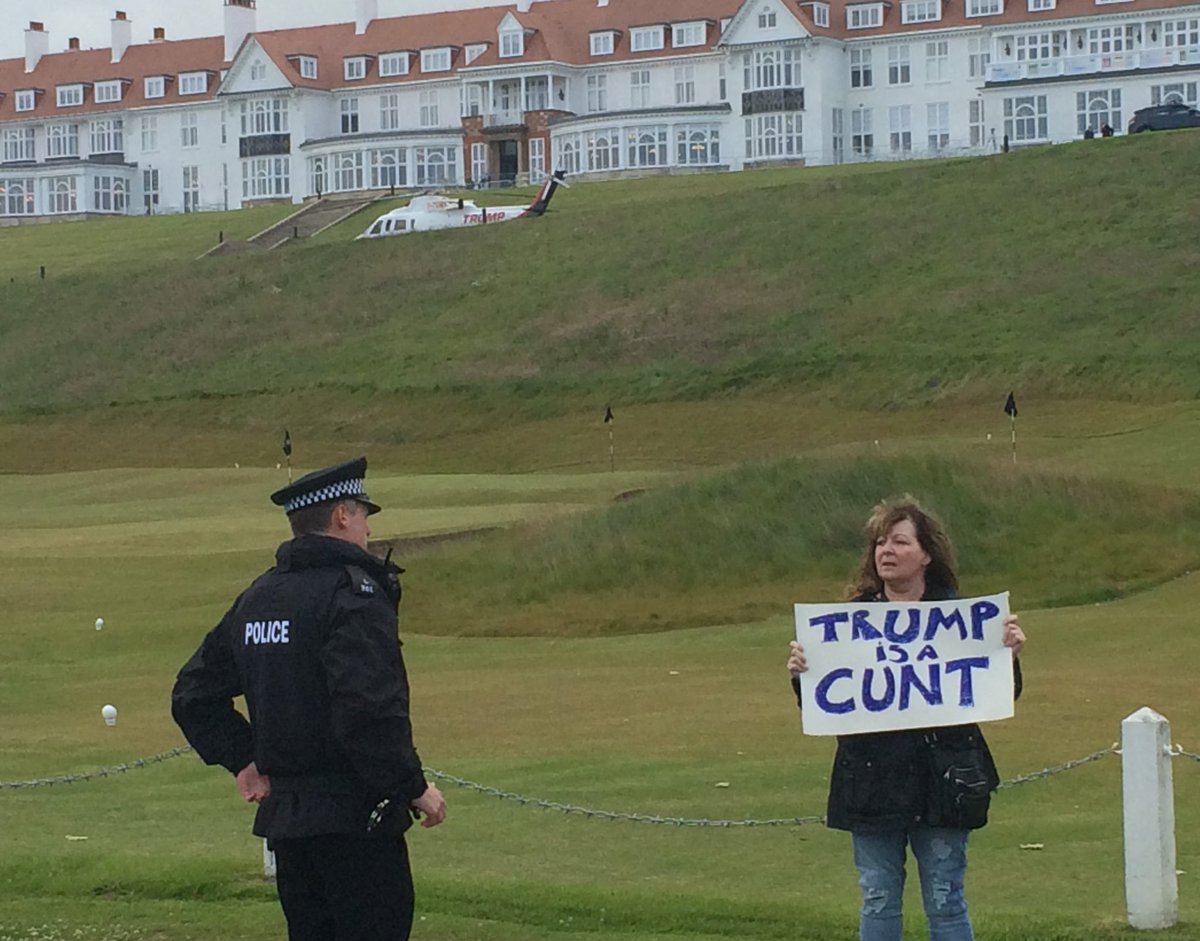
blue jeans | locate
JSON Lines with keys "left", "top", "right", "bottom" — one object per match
{"left": 852, "top": 827, "right": 973, "bottom": 941}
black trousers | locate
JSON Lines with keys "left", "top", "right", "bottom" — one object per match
{"left": 273, "top": 833, "right": 414, "bottom": 941}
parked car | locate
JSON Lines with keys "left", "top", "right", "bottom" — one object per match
{"left": 1127, "top": 103, "right": 1200, "bottom": 133}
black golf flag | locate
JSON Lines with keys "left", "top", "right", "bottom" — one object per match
{"left": 604, "top": 405, "right": 614, "bottom": 423}
{"left": 1003, "top": 393, "right": 1018, "bottom": 418}
{"left": 282, "top": 429, "right": 293, "bottom": 457}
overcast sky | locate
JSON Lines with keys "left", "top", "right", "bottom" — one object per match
{"left": 1, "top": 0, "right": 506, "bottom": 61}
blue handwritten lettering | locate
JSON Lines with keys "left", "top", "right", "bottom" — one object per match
{"left": 815, "top": 668, "right": 856, "bottom": 714}
{"left": 852, "top": 610, "right": 883, "bottom": 641}
{"left": 862, "top": 667, "right": 895, "bottom": 712}
{"left": 945, "top": 656, "right": 990, "bottom": 706}
{"left": 916, "top": 644, "right": 940, "bottom": 661}
{"left": 970, "top": 600, "right": 1001, "bottom": 640}
{"left": 883, "top": 608, "right": 921, "bottom": 644}
{"left": 899, "top": 663, "right": 943, "bottom": 709}
{"left": 809, "top": 612, "right": 850, "bottom": 643}
{"left": 924, "top": 606, "right": 968, "bottom": 641}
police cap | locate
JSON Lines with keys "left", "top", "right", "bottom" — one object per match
{"left": 270, "top": 456, "right": 382, "bottom": 516}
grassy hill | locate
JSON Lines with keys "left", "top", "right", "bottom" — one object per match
{"left": 1, "top": 134, "right": 1199, "bottom": 445}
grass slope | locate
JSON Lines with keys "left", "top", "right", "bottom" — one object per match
{"left": 2, "top": 135, "right": 1199, "bottom": 428}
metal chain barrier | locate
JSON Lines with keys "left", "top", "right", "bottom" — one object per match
{"left": 7, "top": 742, "right": 1192, "bottom": 821}
{"left": 0, "top": 746, "right": 194, "bottom": 791}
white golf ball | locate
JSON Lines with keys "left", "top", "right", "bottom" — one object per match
{"left": 95, "top": 617, "right": 105, "bottom": 630}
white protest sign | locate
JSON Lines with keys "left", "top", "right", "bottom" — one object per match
{"left": 793, "top": 593, "right": 1014, "bottom": 736}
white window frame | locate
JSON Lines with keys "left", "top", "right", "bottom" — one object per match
{"left": 1076, "top": 88, "right": 1121, "bottom": 135}
{"left": 676, "top": 124, "right": 721, "bottom": 165}
{"left": 926, "top": 40, "right": 950, "bottom": 81}
{"left": 585, "top": 129, "right": 619, "bottom": 171}
{"left": 590, "top": 32, "right": 615, "bottom": 56}
{"left": 850, "top": 47, "right": 873, "bottom": 88}
{"left": 628, "top": 125, "right": 668, "bottom": 168}
{"left": 851, "top": 107, "right": 874, "bottom": 155}
{"left": 966, "top": 0, "right": 1003, "bottom": 16}
{"left": 91, "top": 118, "right": 124, "bottom": 154}
{"left": 500, "top": 31, "right": 524, "bottom": 58}
{"left": 674, "top": 66, "right": 696, "bottom": 105}
{"left": 415, "top": 146, "right": 457, "bottom": 186}
{"left": 419, "top": 90, "right": 439, "bottom": 127}
{"left": 145, "top": 76, "right": 165, "bottom": 99}
{"left": 888, "top": 45, "right": 911, "bottom": 85}
{"left": 744, "top": 112, "right": 803, "bottom": 159}
{"left": 1163, "top": 19, "right": 1200, "bottom": 48}
{"left": 422, "top": 48, "right": 452, "bottom": 72}
{"left": 813, "top": 4, "right": 831, "bottom": 27}
{"left": 57, "top": 85, "right": 84, "bottom": 107}
{"left": 743, "top": 47, "right": 802, "bottom": 91}
{"left": 889, "top": 104, "right": 912, "bottom": 153}
{"left": 15, "top": 90, "right": 35, "bottom": 112}
{"left": 345, "top": 57, "right": 367, "bottom": 81}
{"left": 630, "top": 69, "right": 651, "bottom": 108}
{"left": 672, "top": 22, "right": 706, "bottom": 47}
{"left": 758, "top": 7, "right": 778, "bottom": 28}
{"left": 471, "top": 141, "right": 488, "bottom": 182}
{"left": 902, "top": 0, "right": 941, "bottom": 22}
{"left": 251, "top": 61, "right": 267, "bottom": 81}
{"left": 46, "top": 124, "right": 79, "bottom": 159}
{"left": 1003, "top": 94, "right": 1048, "bottom": 141}
{"left": 969, "top": 99, "right": 987, "bottom": 147}
{"left": 631, "top": 26, "right": 665, "bottom": 52}
{"left": 180, "top": 111, "right": 199, "bottom": 149}
{"left": 927, "top": 101, "right": 950, "bottom": 150}
{"left": 380, "top": 52, "right": 409, "bottom": 76}
{"left": 179, "top": 72, "right": 208, "bottom": 95}
{"left": 1151, "top": 82, "right": 1199, "bottom": 106}
{"left": 1, "top": 128, "right": 35, "bottom": 162}
{"left": 587, "top": 74, "right": 608, "bottom": 113}
{"left": 380, "top": 93, "right": 400, "bottom": 131}
{"left": 1028, "top": 0, "right": 1055, "bottom": 9}
{"left": 182, "top": 165, "right": 201, "bottom": 213}
{"left": 242, "top": 156, "right": 291, "bottom": 199}
{"left": 464, "top": 44, "right": 487, "bottom": 65}
{"left": 48, "top": 176, "right": 78, "bottom": 214}
{"left": 95, "top": 80, "right": 122, "bottom": 104}
{"left": 0, "top": 177, "right": 37, "bottom": 215}
{"left": 140, "top": 115, "right": 158, "bottom": 152}
{"left": 968, "top": 37, "right": 992, "bottom": 78}
{"left": 529, "top": 137, "right": 546, "bottom": 181}
{"left": 341, "top": 98, "right": 360, "bottom": 134}
{"left": 299, "top": 57, "right": 317, "bottom": 80}
{"left": 241, "top": 98, "right": 289, "bottom": 136}
{"left": 848, "top": 4, "right": 884, "bottom": 28}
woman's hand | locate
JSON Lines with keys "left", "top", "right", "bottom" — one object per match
{"left": 787, "top": 640, "right": 808, "bottom": 675}
{"left": 1003, "top": 614, "right": 1025, "bottom": 657}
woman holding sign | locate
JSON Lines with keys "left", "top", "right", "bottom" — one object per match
{"left": 787, "top": 499, "right": 1024, "bottom": 941}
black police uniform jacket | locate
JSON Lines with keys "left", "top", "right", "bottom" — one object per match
{"left": 794, "top": 584, "right": 1023, "bottom": 834}
{"left": 171, "top": 534, "right": 427, "bottom": 840}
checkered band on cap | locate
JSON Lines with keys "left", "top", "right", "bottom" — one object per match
{"left": 283, "top": 477, "right": 366, "bottom": 513}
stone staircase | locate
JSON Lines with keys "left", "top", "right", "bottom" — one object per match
{"left": 202, "top": 192, "right": 385, "bottom": 258}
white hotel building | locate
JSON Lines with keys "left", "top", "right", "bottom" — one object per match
{"left": 0, "top": 0, "right": 1197, "bottom": 220}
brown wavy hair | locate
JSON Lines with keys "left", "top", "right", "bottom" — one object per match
{"left": 847, "top": 497, "right": 958, "bottom": 600}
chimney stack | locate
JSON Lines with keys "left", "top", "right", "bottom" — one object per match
{"left": 224, "top": 0, "right": 257, "bottom": 62}
{"left": 25, "top": 21, "right": 49, "bottom": 73}
{"left": 152, "top": 26, "right": 166, "bottom": 41}
{"left": 68, "top": 37, "right": 81, "bottom": 51}
{"left": 112, "top": 11, "right": 132, "bottom": 63}
{"left": 356, "top": 0, "right": 379, "bottom": 35}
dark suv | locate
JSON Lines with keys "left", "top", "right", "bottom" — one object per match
{"left": 1128, "top": 103, "right": 1200, "bottom": 133}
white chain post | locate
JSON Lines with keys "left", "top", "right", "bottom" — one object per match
{"left": 1121, "top": 707, "right": 1178, "bottom": 930}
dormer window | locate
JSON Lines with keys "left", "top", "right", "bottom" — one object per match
{"left": 380, "top": 52, "right": 410, "bottom": 76}
{"left": 590, "top": 31, "right": 615, "bottom": 55}
{"left": 847, "top": 3, "right": 884, "bottom": 27}
{"left": 720, "top": 17, "right": 733, "bottom": 32}
{"left": 758, "top": 7, "right": 778, "bottom": 28}
{"left": 95, "top": 80, "right": 123, "bottom": 103}
{"left": 901, "top": 0, "right": 941, "bottom": 23}
{"left": 345, "top": 57, "right": 367, "bottom": 80}
{"left": 57, "top": 84, "right": 84, "bottom": 107}
{"left": 299, "top": 56, "right": 317, "bottom": 80}
{"left": 500, "top": 30, "right": 524, "bottom": 57}
{"left": 463, "top": 44, "right": 487, "bottom": 65}
{"left": 813, "top": 3, "right": 831, "bottom": 26}
{"left": 421, "top": 47, "right": 452, "bottom": 72}
{"left": 15, "top": 89, "right": 36, "bottom": 112}
{"left": 966, "top": 0, "right": 1003, "bottom": 15}
{"left": 179, "top": 72, "right": 208, "bottom": 95}
{"left": 631, "top": 26, "right": 665, "bottom": 52}
{"left": 145, "top": 76, "right": 165, "bottom": 98}
{"left": 672, "top": 22, "right": 706, "bottom": 47}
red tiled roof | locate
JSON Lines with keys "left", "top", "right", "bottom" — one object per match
{"left": 0, "top": 36, "right": 223, "bottom": 121}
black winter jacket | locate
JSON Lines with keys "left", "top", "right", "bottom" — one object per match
{"left": 795, "top": 585, "right": 1022, "bottom": 833}
{"left": 172, "top": 534, "right": 427, "bottom": 839}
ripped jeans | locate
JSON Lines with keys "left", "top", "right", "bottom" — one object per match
{"left": 851, "top": 827, "right": 972, "bottom": 941}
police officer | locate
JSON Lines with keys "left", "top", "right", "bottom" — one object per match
{"left": 172, "top": 456, "right": 446, "bottom": 941}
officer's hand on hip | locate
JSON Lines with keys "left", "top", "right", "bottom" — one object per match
{"left": 236, "top": 762, "right": 271, "bottom": 803}
{"left": 412, "top": 783, "right": 447, "bottom": 828}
